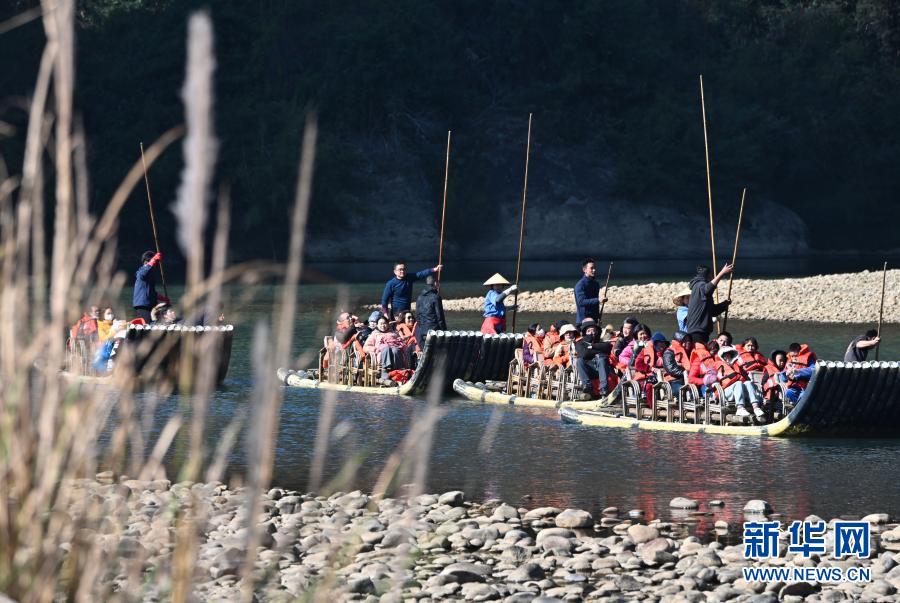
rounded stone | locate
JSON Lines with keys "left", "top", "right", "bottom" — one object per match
{"left": 670, "top": 497, "right": 699, "bottom": 510}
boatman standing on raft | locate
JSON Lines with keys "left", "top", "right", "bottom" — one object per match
{"left": 133, "top": 250, "right": 169, "bottom": 323}
{"left": 684, "top": 263, "right": 733, "bottom": 344}
{"left": 574, "top": 258, "right": 608, "bottom": 327}
{"left": 381, "top": 261, "right": 442, "bottom": 320}
{"left": 481, "top": 273, "right": 518, "bottom": 334}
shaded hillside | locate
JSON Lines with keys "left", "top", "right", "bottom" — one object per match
{"left": 2, "top": 1, "right": 900, "bottom": 266}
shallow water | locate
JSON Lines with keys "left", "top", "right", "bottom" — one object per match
{"left": 143, "top": 282, "right": 900, "bottom": 530}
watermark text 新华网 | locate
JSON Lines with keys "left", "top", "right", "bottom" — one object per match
{"left": 742, "top": 520, "right": 872, "bottom": 584}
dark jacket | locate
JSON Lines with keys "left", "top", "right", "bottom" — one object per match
{"left": 381, "top": 268, "right": 434, "bottom": 317}
{"left": 133, "top": 263, "right": 158, "bottom": 308}
{"left": 575, "top": 337, "right": 612, "bottom": 363}
{"left": 415, "top": 287, "right": 446, "bottom": 333}
{"left": 574, "top": 276, "right": 600, "bottom": 325}
{"left": 614, "top": 334, "right": 633, "bottom": 359}
{"left": 684, "top": 274, "right": 729, "bottom": 338}
{"left": 663, "top": 349, "right": 686, "bottom": 380}
{"left": 843, "top": 335, "right": 871, "bottom": 362}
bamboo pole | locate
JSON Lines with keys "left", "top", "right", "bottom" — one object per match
{"left": 700, "top": 75, "right": 720, "bottom": 333}
{"left": 877, "top": 261, "right": 887, "bottom": 360}
{"left": 139, "top": 142, "right": 168, "bottom": 298}
{"left": 597, "top": 261, "right": 613, "bottom": 325}
{"left": 511, "top": 113, "right": 533, "bottom": 333}
{"left": 437, "top": 130, "right": 451, "bottom": 288}
{"left": 721, "top": 188, "right": 746, "bottom": 332}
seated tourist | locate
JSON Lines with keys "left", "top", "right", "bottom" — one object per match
{"left": 97, "top": 307, "right": 117, "bottom": 342}
{"left": 542, "top": 321, "right": 565, "bottom": 366}
{"left": 663, "top": 331, "right": 693, "bottom": 396}
{"left": 70, "top": 305, "right": 100, "bottom": 349}
{"left": 613, "top": 316, "right": 639, "bottom": 360}
{"left": 716, "top": 330, "right": 733, "bottom": 348}
{"left": 151, "top": 303, "right": 179, "bottom": 325}
{"left": 551, "top": 324, "right": 580, "bottom": 368}
{"left": 363, "top": 315, "right": 410, "bottom": 386}
{"left": 396, "top": 311, "right": 418, "bottom": 350}
{"left": 573, "top": 319, "right": 613, "bottom": 398}
{"left": 353, "top": 315, "right": 372, "bottom": 346}
{"left": 633, "top": 331, "right": 669, "bottom": 399}
{"left": 780, "top": 342, "right": 817, "bottom": 405}
{"left": 718, "top": 346, "right": 765, "bottom": 418}
{"left": 523, "top": 322, "right": 545, "bottom": 366}
{"left": 333, "top": 312, "right": 364, "bottom": 354}
{"left": 617, "top": 323, "right": 652, "bottom": 371}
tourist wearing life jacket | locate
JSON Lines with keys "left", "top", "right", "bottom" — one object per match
{"left": 844, "top": 329, "right": 880, "bottom": 362}
{"left": 380, "top": 261, "right": 442, "bottom": 320}
{"left": 688, "top": 341, "right": 717, "bottom": 389}
{"left": 481, "top": 273, "right": 518, "bottom": 334}
{"left": 633, "top": 332, "right": 669, "bottom": 399}
{"left": 663, "top": 331, "right": 694, "bottom": 396}
{"left": 617, "top": 323, "right": 652, "bottom": 372}
{"left": 735, "top": 337, "right": 768, "bottom": 373}
{"left": 133, "top": 250, "right": 170, "bottom": 324}
{"left": 574, "top": 258, "right": 608, "bottom": 326}
{"left": 414, "top": 275, "right": 446, "bottom": 348}
{"left": 716, "top": 346, "right": 765, "bottom": 419}
{"left": 673, "top": 289, "right": 692, "bottom": 333}
{"left": 684, "top": 264, "right": 733, "bottom": 344}
{"left": 551, "top": 324, "right": 579, "bottom": 368}
{"left": 542, "top": 321, "right": 563, "bottom": 366}
{"left": 780, "top": 342, "right": 817, "bottom": 404}
{"left": 523, "top": 323, "right": 545, "bottom": 366}
{"left": 396, "top": 311, "right": 419, "bottom": 352}
{"left": 573, "top": 319, "right": 614, "bottom": 398}
{"left": 762, "top": 349, "right": 788, "bottom": 400}
{"left": 70, "top": 305, "right": 100, "bottom": 349}
{"left": 363, "top": 315, "right": 411, "bottom": 386}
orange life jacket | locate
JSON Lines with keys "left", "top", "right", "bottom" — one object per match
{"left": 786, "top": 345, "right": 816, "bottom": 390}
{"left": 714, "top": 357, "right": 745, "bottom": 389}
{"left": 631, "top": 344, "right": 657, "bottom": 381}
{"left": 523, "top": 333, "right": 544, "bottom": 365}
{"left": 543, "top": 331, "right": 561, "bottom": 366}
{"left": 552, "top": 337, "right": 578, "bottom": 368}
{"left": 736, "top": 350, "right": 767, "bottom": 373}
{"left": 666, "top": 340, "right": 692, "bottom": 381}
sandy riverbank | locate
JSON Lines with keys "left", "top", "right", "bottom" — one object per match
{"left": 441, "top": 270, "right": 900, "bottom": 324}
{"left": 47, "top": 476, "right": 900, "bottom": 601}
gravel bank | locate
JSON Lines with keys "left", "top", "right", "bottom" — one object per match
{"left": 442, "top": 270, "right": 900, "bottom": 324}
{"left": 52, "top": 477, "right": 900, "bottom": 601}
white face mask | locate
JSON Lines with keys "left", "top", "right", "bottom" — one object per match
{"left": 536, "top": 329, "right": 545, "bottom": 337}
{"left": 104, "top": 313, "right": 114, "bottom": 321}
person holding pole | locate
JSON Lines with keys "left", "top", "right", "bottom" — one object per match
{"left": 133, "top": 250, "right": 170, "bottom": 323}
{"left": 481, "top": 273, "right": 518, "bottom": 334}
{"left": 380, "top": 261, "right": 442, "bottom": 320}
{"left": 684, "top": 263, "right": 733, "bottom": 344}
{"left": 574, "top": 258, "right": 609, "bottom": 327}
{"left": 844, "top": 330, "right": 880, "bottom": 362}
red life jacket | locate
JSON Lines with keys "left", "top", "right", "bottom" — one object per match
{"left": 523, "top": 333, "right": 544, "bottom": 365}
{"left": 667, "top": 340, "right": 692, "bottom": 379}
{"left": 786, "top": 345, "right": 816, "bottom": 390}
{"left": 714, "top": 357, "right": 745, "bottom": 388}
{"left": 736, "top": 350, "right": 767, "bottom": 373}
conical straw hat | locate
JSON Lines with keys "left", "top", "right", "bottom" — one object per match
{"left": 483, "top": 273, "right": 510, "bottom": 286}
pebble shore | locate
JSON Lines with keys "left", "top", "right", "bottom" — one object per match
{"left": 48, "top": 476, "right": 900, "bottom": 601}
{"left": 441, "top": 270, "right": 900, "bottom": 324}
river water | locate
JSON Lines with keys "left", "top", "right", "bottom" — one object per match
{"left": 147, "top": 280, "right": 900, "bottom": 533}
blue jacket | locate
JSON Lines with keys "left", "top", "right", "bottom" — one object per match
{"left": 483, "top": 290, "right": 507, "bottom": 318}
{"left": 676, "top": 306, "right": 688, "bottom": 332}
{"left": 381, "top": 267, "right": 434, "bottom": 315}
{"left": 574, "top": 276, "right": 600, "bottom": 324}
{"left": 133, "top": 263, "right": 158, "bottom": 308}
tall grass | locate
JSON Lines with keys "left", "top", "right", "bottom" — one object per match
{"left": 0, "top": 4, "right": 447, "bottom": 602}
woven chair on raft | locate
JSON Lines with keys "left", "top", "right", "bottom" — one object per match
{"left": 318, "top": 336, "right": 373, "bottom": 386}
{"left": 507, "top": 349, "right": 530, "bottom": 397}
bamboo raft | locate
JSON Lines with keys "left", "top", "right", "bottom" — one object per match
{"left": 277, "top": 331, "right": 521, "bottom": 395}
{"left": 453, "top": 361, "right": 900, "bottom": 437}
{"left": 63, "top": 324, "right": 234, "bottom": 390}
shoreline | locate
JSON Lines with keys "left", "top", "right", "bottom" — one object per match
{"left": 62, "top": 476, "right": 900, "bottom": 601}
{"left": 441, "top": 269, "right": 900, "bottom": 324}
